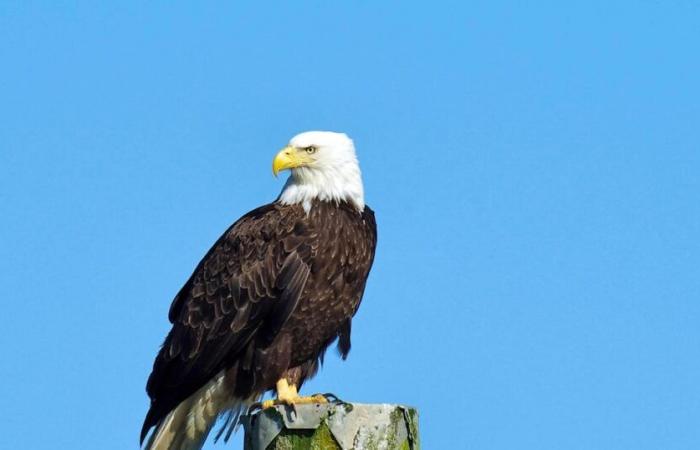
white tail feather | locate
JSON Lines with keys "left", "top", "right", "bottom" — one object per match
{"left": 145, "top": 372, "right": 238, "bottom": 450}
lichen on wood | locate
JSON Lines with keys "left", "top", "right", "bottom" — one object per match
{"left": 242, "top": 402, "right": 419, "bottom": 450}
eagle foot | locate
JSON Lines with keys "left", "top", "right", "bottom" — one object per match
{"left": 246, "top": 393, "right": 347, "bottom": 419}
{"left": 248, "top": 380, "right": 336, "bottom": 415}
{"left": 311, "top": 392, "right": 343, "bottom": 405}
{"left": 260, "top": 394, "right": 328, "bottom": 410}
{"left": 312, "top": 393, "right": 353, "bottom": 410}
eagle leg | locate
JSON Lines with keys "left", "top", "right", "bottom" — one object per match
{"left": 260, "top": 378, "right": 328, "bottom": 409}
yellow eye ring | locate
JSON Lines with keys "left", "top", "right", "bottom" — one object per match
{"left": 305, "top": 146, "right": 317, "bottom": 154}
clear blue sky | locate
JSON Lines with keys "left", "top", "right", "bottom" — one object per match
{"left": 1, "top": 2, "right": 699, "bottom": 449}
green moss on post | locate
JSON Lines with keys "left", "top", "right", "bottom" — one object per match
{"left": 266, "top": 422, "right": 340, "bottom": 450}
{"left": 242, "top": 403, "right": 419, "bottom": 450}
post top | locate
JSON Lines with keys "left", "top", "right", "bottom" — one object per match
{"left": 242, "top": 402, "right": 419, "bottom": 450}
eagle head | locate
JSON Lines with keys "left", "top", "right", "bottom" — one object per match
{"left": 274, "top": 131, "right": 365, "bottom": 212}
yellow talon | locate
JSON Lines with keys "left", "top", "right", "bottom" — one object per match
{"left": 294, "top": 394, "right": 328, "bottom": 405}
{"left": 261, "top": 399, "right": 276, "bottom": 409}
{"left": 261, "top": 379, "right": 329, "bottom": 409}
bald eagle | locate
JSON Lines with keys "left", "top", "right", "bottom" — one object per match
{"left": 141, "top": 131, "right": 377, "bottom": 450}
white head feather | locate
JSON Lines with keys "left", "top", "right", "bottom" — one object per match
{"left": 277, "top": 131, "right": 365, "bottom": 213}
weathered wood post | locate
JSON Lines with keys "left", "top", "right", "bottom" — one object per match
{"left": 242, "top": 402, "right": 420, "bottom": 450}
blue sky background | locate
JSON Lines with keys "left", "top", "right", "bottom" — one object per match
{"left": 1, "top": 2, "right": 699, "bottom": 449}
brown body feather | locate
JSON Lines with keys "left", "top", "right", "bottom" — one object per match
{"left": 141, "top": 200, "right": 377, "bottom": 444}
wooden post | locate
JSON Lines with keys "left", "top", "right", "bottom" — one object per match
{"left": 242, "top": 402, "right": 420, "bottom": 450}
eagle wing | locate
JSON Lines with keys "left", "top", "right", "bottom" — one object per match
{"left": 142, "top": 203, "right": 312, "bottom": 441}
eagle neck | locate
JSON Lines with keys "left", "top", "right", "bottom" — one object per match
{"left": 277, "top": 166, "right": 365, "bottom": 213}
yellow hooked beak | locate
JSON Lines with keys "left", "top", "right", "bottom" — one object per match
{"left": 272, "top": 146, "right": 308, "bottom": 176}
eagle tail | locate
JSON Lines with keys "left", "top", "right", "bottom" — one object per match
{"left": 143, "top": 373, "right": 246, "bottom": 450}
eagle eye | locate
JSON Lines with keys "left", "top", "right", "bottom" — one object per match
{"left": 305, "top": 146, "right": 317, "bottom": 154}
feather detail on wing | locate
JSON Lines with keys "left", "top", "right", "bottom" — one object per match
{"left": 141, "top": 203, "right": 312, "bottom": 443}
